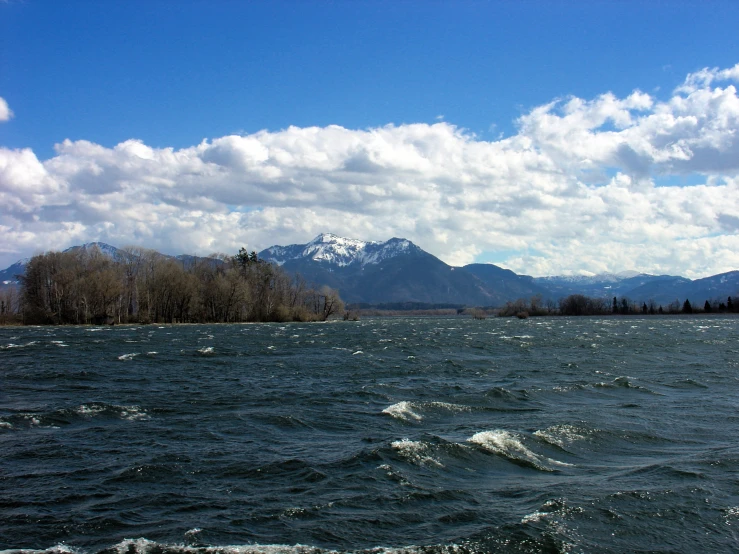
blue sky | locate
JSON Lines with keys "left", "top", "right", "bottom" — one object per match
{"left": 4, "top": 1, "right": 738, "bottom": 157}
{"left": 2, "top": 1, "right": 739, "bottom": 277}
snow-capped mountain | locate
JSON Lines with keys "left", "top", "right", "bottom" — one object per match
{"left": 259, "top": 233, "right": 421, "bottom": 267}
{"left": 259, "top": 233, "right": 542, "bottom": 305}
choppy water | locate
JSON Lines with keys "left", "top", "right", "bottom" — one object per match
{"left": 2, "top": 316, "right": 739, "bottom": 553}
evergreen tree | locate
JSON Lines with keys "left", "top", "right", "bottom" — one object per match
{"left": 704, "top": 300, "right": 711, "bottom": 313}
{"left": 612, "top": 296, "right": 618, "bottom": 314}
{"left": 682, "top": 299, "right": 693, "bottom": 314}
{"left": 236, "top": 247, "right": 250, "bottom": 269}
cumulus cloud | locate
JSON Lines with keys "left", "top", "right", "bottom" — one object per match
{"left": 2, "top": 66, "right": 739, "bottom": 277}
{"left": 0, "top": 97, "right": 13, "bottom": 122}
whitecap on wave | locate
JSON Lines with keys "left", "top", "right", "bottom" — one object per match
{"left": 0, "top": 403, "right": 150, "bottom": 430}
{"left": 382, "top": 401, "right": 470, "bottom": 422}
{"left": 75, "top": 403, "right": 149, "bottom": 421}
{"left": 468, "top": 430, "right": 572, "bottom": 471}
{"left": 520, "top": 498, "right": 582, "bottom": 526}
{"left": 383, "top": 401, "right": 422, "bottom": 421}
{"left": 391, "top": 438, "right": 444, "bottom": 467}
{"left": 0, "top": 538, "right": 484, "bottom": 554}
{"left": 1, "top": 341, "right": 38, "bottom": 350}
{"left": 0, "top": 413, "right": 54, "bottom": 430}
{"left": 534, "top": 424, "right": 590, "bottom": 449}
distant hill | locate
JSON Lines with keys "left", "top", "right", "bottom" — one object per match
{"left": 532, "top": 272, "right": 693, "bottom": 303}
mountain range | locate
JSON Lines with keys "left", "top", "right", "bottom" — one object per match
{"left": 257, "top": 233, "right": 739, "bottom": 307}
{"left": 2, "top": 234, "right": 739, "bottom": 307}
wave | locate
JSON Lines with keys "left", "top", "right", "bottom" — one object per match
{"left": 391, "top": 438, "right": 444, "bottom": 468}
{"left": 590, "top": 376, "right": 661, "bottom": 394}
{"left": 0, "top": 529, "right": 579, "bottom": 554}
{"left": 0, "top": 402, "right": 149, "bottom": 430}
{"left": 666, "top": 378, "right": 709, "bottom": 389}
{"left": 252, "top": 414, "right": 314, "bottom": 429}
{"left": 483, "top": 386, "right": 530, "bottom": 401}
{"left": 381, "top": 401, "right": 470, "bottom": 422}
{"left": 75, "top": 403, "right": 149, "bottom": 420}
{"left": 1, "top": 340, "right": 39, "bottom": 350}
{"left": 520, "top": 498, "right": 577, "bottom": 524}
{"left": 222, "top": 458, "right": 327, "bottom": 483}
{"left": 468, "top": 430, "right": 573, "bottom": 472}
{"left": 0, "top": 538, "right": 506, "bottom": 554}
{"left": 533, "top": 424, "right": 592, "bottom": 451}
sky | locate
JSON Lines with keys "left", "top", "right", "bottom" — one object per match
{"left": 2, "top": 0, "right": 739, "bottom": 278}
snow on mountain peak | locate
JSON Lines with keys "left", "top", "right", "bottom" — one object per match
{"left": 261, "top": 234, "right": 418, "bottom": 267}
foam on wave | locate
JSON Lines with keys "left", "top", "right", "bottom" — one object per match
{"left": 391, "top": 438, "right": 444, "bottom": 467}
{"left": 0, "top": 540, "right": 479, "bottom": 554}
{"left": 1, "top": 340, "right": 38, "bottom": 350}
{"left": 533, "top": 424, "right": 589, "bottom": 450}
{"left": 0, "top": 403, "right": 149, "bottom": 430}
{"left": 382, "top": 401, "right": 422, "bottom": 421}
{"left": 468, "top": 430, "right": 572, "bottom": 471}
{"left": 382, "top": 401, "right": 471, "bottom": 422}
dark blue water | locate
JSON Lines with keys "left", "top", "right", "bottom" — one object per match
{"left": 2, "top": 317, "right": 739, "bottom": 553}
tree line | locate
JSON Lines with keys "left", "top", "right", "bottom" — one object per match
{"left": 9, "top": 246, "right": 345, "bottom": 325}
{"left": 498, "top": 294, "right": 739, "bottom": 317}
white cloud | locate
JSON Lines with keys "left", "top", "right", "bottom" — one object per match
{"left": 675, "top": 63, "right": 739, "bottom": 94}
{"left": 0, "top": 97, "right": 13, "bottom": 122}
{"left": 2, "top": 66, "right": 739, "bottom": 278}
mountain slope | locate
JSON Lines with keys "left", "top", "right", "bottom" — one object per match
{"left": 461, "top": 263, "right": 551, "bottom": 303}
{"left": 260, "top": 234, "right": 495, "bottom": 305}
{"left": 0, "top": 260, "right": 28, "bottom": 286}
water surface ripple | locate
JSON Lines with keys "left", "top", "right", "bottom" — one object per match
{"left": 2, "top": 317, "right": 739, "bottom": 553}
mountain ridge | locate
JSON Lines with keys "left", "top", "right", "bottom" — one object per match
{"left": 2, "top": 235, "right": 739, "bottom": 307}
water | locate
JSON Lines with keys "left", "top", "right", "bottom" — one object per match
{"left": 2, "top": 317, "right": 739, "bottom": 553}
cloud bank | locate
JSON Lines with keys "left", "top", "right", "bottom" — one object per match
{"left": 1, "top": 65, "right": 739, "bottom": 277}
